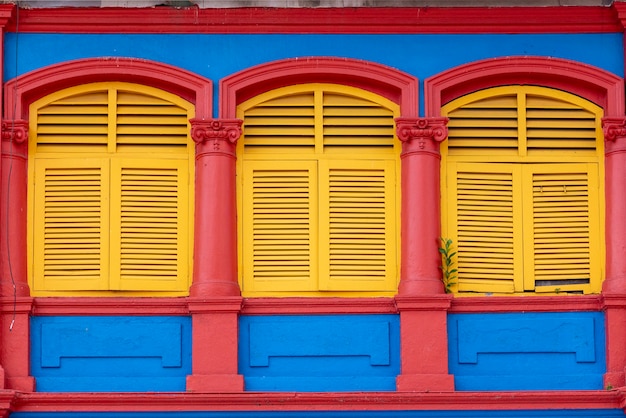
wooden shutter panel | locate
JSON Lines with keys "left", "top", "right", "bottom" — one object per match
{"left": 319, "top": 160, "right": 397, "bottom": 291}
{"left": 448, "top": 162, "right": 524, "bottom": 293}
{"left": 33, "top": 159, "right": 110, "bottom": 291}
{"left": 523, "top": 163, "right": 601, "bottom": 293}
{"left": 109, "top": 159, "right": 189, "bottom": 291}
{"left": 242, "top": 160, "right": 318, "bottom": 292}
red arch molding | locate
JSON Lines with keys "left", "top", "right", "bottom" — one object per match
{"left": 219, "top": 57, "right": 419, "bottom": 118}
{"left": 424, "top": 56, "right": 624, "bottom": 117}
{"left": 3, "top": 57, "right": 213, "bottom": 120}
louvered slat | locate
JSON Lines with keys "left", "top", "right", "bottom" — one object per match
{"left": 116, "top": 91, "right": 190, "bottom": 151}
{"left": 453, "top": 165, "right": 520, "bottom": 293}
{"left": 36, "top": 90, "right": 109, "bottom": 152}
{"left": 446, "top": 94, "right": 519, "bottom": 156}
{"left": 526, "top": 95, "right": 597, "bottom": 156}
{"left": 109, "top": 160, "right": 188, "bottom": 291}
{"left": 243, "top": 161, "right": 317, "bottom": 292}
{"left": 243, "top": 92, "right": 316, "bottom": 149}
{"left": 322, "top": 92, "right": 395, "bottom": 149}
{"left": 525, "top": 165, "right": 597, "bottom": 292}
{"left": 34, "top": 160, "right": 109, "bottom": 291}
{"left": 319, "top": 161, "right": 395, "bottom": 290}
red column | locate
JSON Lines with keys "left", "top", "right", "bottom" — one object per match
{"left": 393, "top": 117, "right": 454, "bottom": 391}
{"left": 395, "top": 117, "right": 449, "bottom": 296}
{"left": 0, "top": 121, "right": 34, "bottom": 392}
{"left": 601, "top": 117, "right": 626, "bottom": 388}
{"left": 186, "top": 119, "right": 244, "bottom": 391}
{"left": 189, "top": 119, "right": 242, "bottom": 297}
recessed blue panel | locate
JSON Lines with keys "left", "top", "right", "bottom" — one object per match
{"left": 31, "top": 316, "right": 192, "bottom": 392}
{"left": 448, "top": 312, "right": 606, "bottom": 391}
{"left": 239, "top": 314, "right": 400, "bottom": 391}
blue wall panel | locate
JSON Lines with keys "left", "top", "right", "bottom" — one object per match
{"left": 9, "top": 409, "right": 626, "bottom": 418}
{"left": 448, "top": 312, "right": 606, "bottom": 391}
{"left": 30, "top": 316, "right": 192, "bottom": 392}
{"left": 239, "top": 314, "right": 400, "bottom": 391}
{"left": 4, "top": 33, "right": 622, "bottom": 116}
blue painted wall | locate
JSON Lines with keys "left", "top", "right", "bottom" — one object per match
{"left": 448, "top": 312, "right": 606, "bottom": 391}
{"left": 238, "top": 314, "right": 400, "bottom": 391}
{"left": 4, "top": 33, "right": 623, "bottom": 115}
{"left": 9, "top": 409, "right": 626, "bottom": 418}
{"left": 30, "top": 316, "right": 192, "bottom": 392}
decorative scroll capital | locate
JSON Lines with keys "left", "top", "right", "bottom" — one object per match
{"left": 190, "top": 118, "right": 242, "bottom": 152}
{"left": 602, "top": 117, "right": 626, "bottom": 155}
{"left": 1, "top": 120, "right": 28, "bottom": 144}
{"left": 603, "top": 116, "right": 626, "bottom": 142}
{"left": 395, "top": 117, "right": 448, "bottom": 156}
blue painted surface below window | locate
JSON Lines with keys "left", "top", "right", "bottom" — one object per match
{"left": 448, "top": 312, "right": 606, "bottom": 391}
{"left": 239, "top": 314, "right": 400, "bottom": 392}
{"left": 30, "top": 316, "right": 192, "bottom": 392}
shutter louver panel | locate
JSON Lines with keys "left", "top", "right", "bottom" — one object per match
{"left": 110, "top": 160, "right": 189, "bottom": 291}
{"left": 243, "top": 161, "right": 318, "bottom": 292}
{"left": 33, "top": 159, "right": 109, "bottom": 291}
{"left": 446, "top": 94, "right": 519, "bottom": 156}
{"left": 526, "top": 95, "right": 598, "bottom": 156}
{"left": 322, "top": 92, "right": 395, "bottom": 150}
{"left": 36, "top": 90, "right": 109, "bottom": 153}
{"left": 319, "top": 160, "right": 396, "bottom": 291}
{"left": 243, "top": 92, "right": 316, "bottom": 151}
{"left": 451, "top": 164, "right": 523, "bottom": 293}
{"left": 116, "top": 90, "right": 190, "bottom": 152}
{"left": 524, "top": 164, "right": 600, "bottom": 293}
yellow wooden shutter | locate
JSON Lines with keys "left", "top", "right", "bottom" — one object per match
{"left": 33, "top": 159, "right": 110, "bottom": 291}
{"left": 319, "top": 160, "right": 397, "bottom": 291}
{"left": 242, "top": 160, "right": 318, "bottom": 292}
{"left": 442, "top": 86, "right": 604, "bottom": 295}
{"left": 447, "top": 162, "right": 524, "bottom": 293}
{"left": 109, "top": 159, "right": 189, "bottom": 291}
{"left": 522, "top": 163, "right": 601, "bottom": 293}
{"left": 29, "top": 82, "right": 194, "bottom": 295}
{"left": 238, "top": 84, "right": 399, "bottom": 295}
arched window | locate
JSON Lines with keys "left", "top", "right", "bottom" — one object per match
{"left": 28, "top": 82, "right": 195, "bottom": 295}
{"left": 237, "top": 83, "right": 400, "bottom": 296}
{"left": 441, "top": 85, "right": 604, "bottom": 294}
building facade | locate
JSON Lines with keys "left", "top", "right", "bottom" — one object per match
{"left": 0, "top": 0, "right": 625, "bottom": 417}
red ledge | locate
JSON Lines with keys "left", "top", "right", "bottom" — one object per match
{"left": 0, "top": 4, "right": 14, "bottom": 28}
{"left": 395, "top": 295, "right": 453, "bottom": 311}
{"left": 188, "top": 296, "right": 243, "bottom": 314}
{"left": 5, "top": 6, "right": 621, "bottom": 34}
{"left": 0, "top": 297, "right": 33, "bottom": 314}
{"left": 8, "top": 390, "right": 624, "bottom": 412}
{"left": 31, "top": 297, "right": 189, "bottom": 316}
{"left": 241, "top": 297, "right": 397, "bottom": 315}
{"left": 449, "top": 295, "right": 603, "bottom": 313}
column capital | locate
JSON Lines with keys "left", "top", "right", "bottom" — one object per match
{"left": 603, "top": 116, "right": 626, "bottom": 154}
{"left": 190, "top": 118, "right": 242, "bottom": 157}
{"left": 1, "top": 120, "right": 28, "bottom": 144}
{"left": 395, "top": 117, "right": 448, "bottom": 157}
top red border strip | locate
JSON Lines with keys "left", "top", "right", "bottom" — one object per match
{"left": 3, "top": 5, "right": 622, "bottom": 34}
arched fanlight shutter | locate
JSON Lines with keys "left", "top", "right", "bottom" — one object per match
{"left": 29, "top": 82, "right": 194, "bottom": 295}
{"left": 238, "top": 84, "right": 399, "bottom": 296}
{"left": 442, "top": 86, "right": 603, "bottom": 294}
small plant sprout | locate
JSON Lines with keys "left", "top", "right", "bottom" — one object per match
{"left": 439, "top": 237, "right": 457, "bottom": 294}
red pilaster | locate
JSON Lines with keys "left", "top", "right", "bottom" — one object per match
{"left": 395, "top": 117, "right": 448, "bottom": 296}
{"left": 395, "top": 295, "right": 454, "bottom": 391}
{"left": 186, "top": 297, "right": 244, "bottom": 392}
{"left": 0, "top": 121, "right": 29, "bottom": 299}
{"left": 189, "top": 119, "right": 242, "bottom": 298}
{"left": 603, "top": 295, "right": 626, "bottom": 388}
{"left": 602, "top": 117, "right": 626, "bottom": 294}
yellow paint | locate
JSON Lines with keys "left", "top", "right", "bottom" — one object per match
{"left": 442, "top": 86, "right": 604, "bottom": 295}
{"left": 28, "top": 82, "right": 194, "bottom": 296}
{"left": 237, "top": 83, "right": 400, "bottom": 296}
